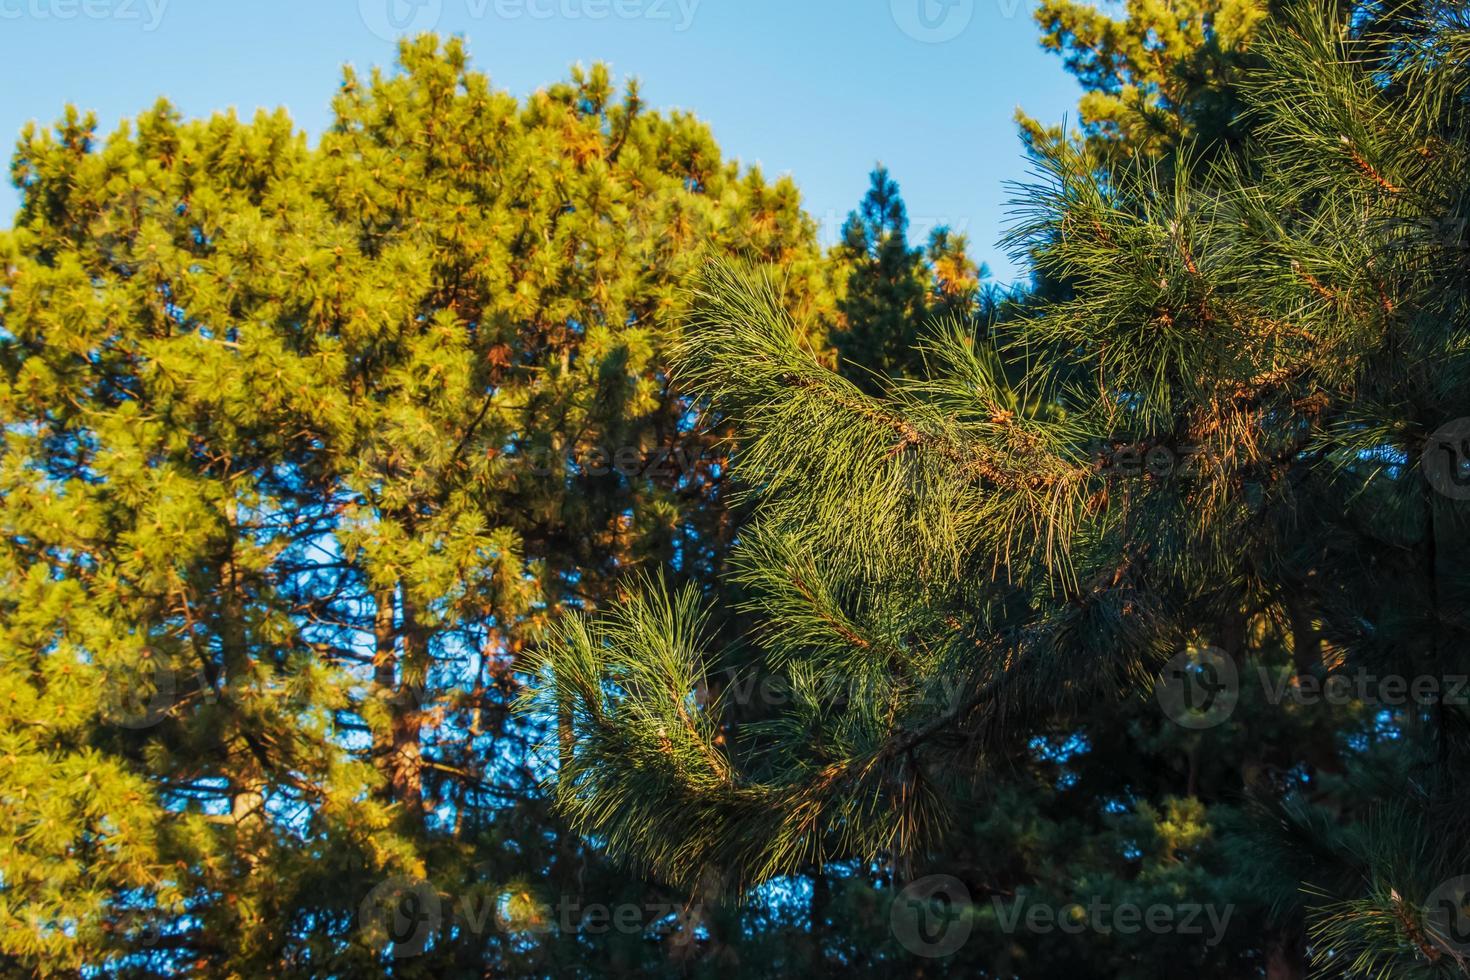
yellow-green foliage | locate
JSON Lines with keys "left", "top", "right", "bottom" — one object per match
{"left": 0, "top": 35, "right": 830, "bottom": 974}
{"left": 1023, "top": 0, "right": 1270, "bottom": 159}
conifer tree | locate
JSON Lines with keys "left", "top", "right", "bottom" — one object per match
{"left": 830, "top": 166, "right": 989, "bottom": 391}
{"left": 828, "top": 166, "right": 929, "bottom": 390}
{"left": 0, "top": 36, "right": 831, "bottom": 975}
{"left": 1022, "top": 0, "right": 1448, "bottom": 165}
{"left": 1023, "top": 0, "right": 1272, "bottom": 162}
{"left": 525, "top": 7, "right": 1470, "bottom": 977}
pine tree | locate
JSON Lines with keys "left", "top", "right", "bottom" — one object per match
{"left": 1022, "top": 0, "right": 1272, "bottom": 162}
{"left": 830, "top": 166, "right": 990, "bottom": 392}
{"left": 0, "top": 36, "right": 832, "bottom": 976}
{"left": 828, "top": 166, "right": 929, "bottom": 391}
{"left": 525, "top": 6, "right": 1470, "bottom": 977}
{"left": 1021, "top": 0, "right": 1448, "bottom": 165}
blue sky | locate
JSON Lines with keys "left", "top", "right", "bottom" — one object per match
{"left": 0, "top": 0, "right": 1087, "bottom": 281}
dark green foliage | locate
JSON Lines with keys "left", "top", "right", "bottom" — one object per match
{"left": 526, "top": 6, "right": 1470, "bottom": 977}
{"left": 830, "top": 167, "right": 990, "bottom": 392}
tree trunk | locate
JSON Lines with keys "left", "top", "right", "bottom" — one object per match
{"left": 374, "top": 584, "right": 424, "bottom": 820}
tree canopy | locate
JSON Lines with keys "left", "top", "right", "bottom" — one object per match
{"left": 527, "top": 5, "right": 1470, "bottom": 977}
{"left": 5, "top": 3, "right": 1470, "bottom": 978}
{"left": 0, "top": 36, "right": 831, "bottom": 976}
